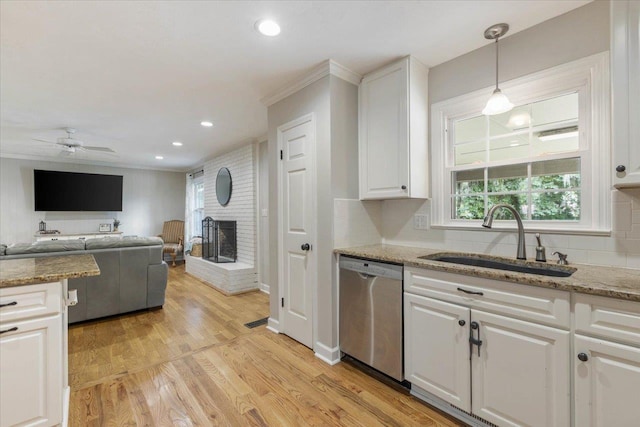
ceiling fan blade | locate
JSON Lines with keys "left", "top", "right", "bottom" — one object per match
{"left": 32, "top": 138, "right": 56, "bottom": 144}
{"left": 77, "top": 146, "right": 119, "bottom": 157}
{"left": 83, "top": 146, "right": 116, "bottom": 153}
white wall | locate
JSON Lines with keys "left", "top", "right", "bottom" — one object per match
{"left": 0, "top": 157, "right": 185, "bottom": 244}
{"left": 203, "top": 144, "right": 256, "bottom": 266}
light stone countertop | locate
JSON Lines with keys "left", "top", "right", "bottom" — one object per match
{"left": 335, "top": 244, "right": 640, "bottom": 302}
{"left": 0, "top": 254, "right": 100, "bottom": 288}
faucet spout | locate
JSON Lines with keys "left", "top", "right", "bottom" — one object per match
{"left": 481, "top": 204, "right": 527, "bottom": 260}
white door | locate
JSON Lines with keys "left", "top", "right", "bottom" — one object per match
{"left": 575, "top": 334, "right": 640, "bottom": 426}
{"left": 404, "top": 293, "right": 471, "bottom": 411}
{"left": 0, "top": 315, "right": 63, "bottom": 427}
{"left": 471, "top": 310, "right": 570, "bottom": 427}
{"left": 278, "top": 115, "right": 315, "bottom": 348}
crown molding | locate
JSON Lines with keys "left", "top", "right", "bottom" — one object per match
{"left": 0, "top": 152, "right": 186, "bottom": 173}
{"left": 261, "top": 59, "right": 362, "bottom": 107}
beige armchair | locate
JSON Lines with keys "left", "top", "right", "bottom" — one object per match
{"left": 158, "top": 220, "right": 184, "bottom": 267}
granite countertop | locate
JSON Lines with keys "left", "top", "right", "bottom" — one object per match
{"left": 335, "top": 244, "right": 640, "bottom": 302}
{"left": 0, "top": 254, "right": 100, "bottom": 288}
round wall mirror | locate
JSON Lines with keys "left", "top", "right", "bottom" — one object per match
{"left": 216, "top": 167, "right": 232, "bottom": 206}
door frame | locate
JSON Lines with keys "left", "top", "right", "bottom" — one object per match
{"left": 276, "top": 113, "right": 317, "bottom": 348}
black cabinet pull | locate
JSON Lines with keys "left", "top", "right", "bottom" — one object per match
{"left": 0, "top": 301, "right": 17, "bottom": 308}
{"left": 458, "top": 320, "right": 466, "bottom": 326}
{"left": 0, "top": 327, "right": 18, "bottom": 335}
{"left": 457, "top": 287, "right": 484, "bottom": 296}
{"left": 616, "top": 165, "right": 626, "bottom": 173}
{"left": 401, "top": 185, "right": 407, "bottom": 190}
{"left": 577, "top": 352, "right": 589, "bottom": 362}
{"left": 301, "top": 243, "right": 311, "bottom": 251}
{"left": 469, "top": 321, "right": 482, "bottom": 356}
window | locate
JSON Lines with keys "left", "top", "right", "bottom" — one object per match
{"left": 186, "top": 173, "right": 204, "bottom": 239}
{"left": 431, "top": 53, "right": 610, "bottom": 233}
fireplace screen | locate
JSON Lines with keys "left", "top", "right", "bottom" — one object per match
{"left": 202, "top": 217, "right": 237, "bottom": 263}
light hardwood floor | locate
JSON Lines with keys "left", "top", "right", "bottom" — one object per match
{"left": 69, "top": 265, "right": 463, "bottom": 426}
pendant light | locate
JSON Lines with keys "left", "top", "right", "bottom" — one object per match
{"left": 482, "top": 23, "right": 514, "bottom": 116}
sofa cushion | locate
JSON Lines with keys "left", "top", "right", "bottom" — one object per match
{"left": 5, "top": 240, "right": 86, "bottom": 255}
{"left": 0, "top": 244, "right": 6, "bottom": 256}
{"left": 85, "top": 236, "right": 163, "bottom": 250}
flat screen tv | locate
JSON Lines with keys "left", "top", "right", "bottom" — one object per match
{"left": 34, "top": 170, "right": 123, "bottom": 211}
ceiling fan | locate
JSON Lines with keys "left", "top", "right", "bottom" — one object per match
{"left": 32, "top": 128, "right": 116, "bottom": 156}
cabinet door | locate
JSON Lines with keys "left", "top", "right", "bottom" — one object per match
{"left": 0, "top": 315, "right": 63, "bottom": 427}
{"left": 404, "top": 293, "right": 471, "bottom": 411}
{"left": 612, "top": 0, "right": 640, "bottom": 187}
{"left": 359, "top": 58, "right": 409, "bottom": 199}
{"left": 575, "top": 334, "right": 640, "bottom": 426}
{"left": 471, "top": 310, "right": 570, "bottom": 427}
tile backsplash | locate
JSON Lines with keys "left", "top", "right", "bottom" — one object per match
{"left": 334, "top": 189, "right": 640, "bottom": 270}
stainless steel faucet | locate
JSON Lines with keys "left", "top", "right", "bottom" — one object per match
{"left": 482, "top": 204, "right": 527, "bottom": 260}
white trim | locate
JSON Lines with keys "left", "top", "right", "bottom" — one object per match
{"left": 267, "top": 317, "right": 280, "bottom": 334}
{"left": 260, "top": 283, "right": 270, "bottom": 294}
{"left": 0, "top": 152, "right": 186, "bottom": 173}
{"left": 261, "top": 60, "right": 361, "bottom": 106}
{"left": 431, "top": 52, "right": 610, "bottom": 233}
{"left": 314, "top": 342, "right": 342, "bottom": 365}
{"left": 62, "top": 386, "right": 70, "bottom": 427}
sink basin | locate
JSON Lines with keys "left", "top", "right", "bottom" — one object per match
{"left": 419, "top": 253, "right": 576, "bottom": 278}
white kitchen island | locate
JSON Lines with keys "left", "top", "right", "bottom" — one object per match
{"left": 0, "top": 255, "right": 99, "bottom": 427}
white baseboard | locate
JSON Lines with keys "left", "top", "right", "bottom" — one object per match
{"left": 314, "top": 341, "right": 341, "bottom": 365}
{"left": 260, "top": 282, "right": 270, "bottom": 294}
{"left": 63, "top": 385, "right": 70, "bottom": 427}
{"left": 267, "top": 317, "right": 280, "bottom": 334}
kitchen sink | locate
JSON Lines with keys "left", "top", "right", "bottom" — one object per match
{"left": 419, "top": 252, "right": 577, "bottom": 278}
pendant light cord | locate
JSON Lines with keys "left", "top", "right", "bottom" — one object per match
{"left": 495, "top": 38, "right": 499, "bottom": 90}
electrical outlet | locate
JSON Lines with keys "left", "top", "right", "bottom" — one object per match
{"left": 413, "top": 213, "right": 430, "bottom": 230}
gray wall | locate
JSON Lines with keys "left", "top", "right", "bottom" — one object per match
{"left": 0, "top": 157, "right": 185, "bottom": 244}
{"left": 267, "top": 73, "right": 359, "bottom": 352}
{"left": 429, "top": 0, "right": 610, "bottom": 104}
{"left": 268, "top": 75, "right": 331, "bottom": 344}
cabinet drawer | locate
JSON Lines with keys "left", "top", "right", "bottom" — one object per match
{"left": 0, "top": 283, "right": 61, "bottom": 323}
{"left": 575, "top": 293, "right": 640, "bottom": 346}
{"left": 405, "top": 267, "right": 570, "bottom": 328}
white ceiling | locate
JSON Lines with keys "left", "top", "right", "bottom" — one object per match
{"left": 0, "top": 0, "right": 590, "bottom": 171}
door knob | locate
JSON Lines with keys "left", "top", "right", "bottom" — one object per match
{"left": 577, "top": 352, "right": 589, "bottom": 362}
{"left": 616, "top": 165, "right": 626, "bottom": 173}
{"left": 301, "top": 243, "right": 311, "bottom": 251}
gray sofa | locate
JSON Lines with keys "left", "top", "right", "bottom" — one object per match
{"left": 0, "top": 237, "right": 168, "bottom": 323}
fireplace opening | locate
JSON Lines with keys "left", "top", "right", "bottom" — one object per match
{"left": 202, "top": 217, "right": 237, "bottom": 263}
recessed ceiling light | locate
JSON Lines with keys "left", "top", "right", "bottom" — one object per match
{"left": 155, "top": 155, "right": 164, "bottom": 160}
{"left": 172, "top": 141, "right": 183, "bottom": 146}
{"left": 255, "top": 19, "right": 281, "bottom": 37}
{"left": 200, "top": 121, "right": 213, "bottom": 127}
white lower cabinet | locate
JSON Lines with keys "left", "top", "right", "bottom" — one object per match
{"left": 404, "top": 267, "right": 572, "bottom": 427}
{"left": 404, "top": 293, "right": 471, "bottom": 411}
{"left": 574, "top": 335, "right": 640, "bottom": 426}
{"left": 1, "top": 282, "right": 66, "bottom": 427}
{"left": 0, "top": 315, "right": 62, "bottom": 427}
{"left": 404, "top": 292, "right": 570, "bottom": 426}
{"left": 471, "top": 310, "right": 570, "bottom": 427}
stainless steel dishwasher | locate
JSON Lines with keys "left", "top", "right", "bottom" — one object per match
{"left": 339, "top": 256, "right": 404, "bottom": 381}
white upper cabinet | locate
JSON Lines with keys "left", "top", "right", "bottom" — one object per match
{"left": 359, "top": 56, "right": 429, "bottom": 200}
{"left": 612, "top": 1, "right": 640, "bottom": 187}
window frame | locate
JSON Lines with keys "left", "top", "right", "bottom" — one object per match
{"left": 188, "top": 174, "right": 205, "bottom": 239}
{"left": 431, "top": 52, "right": 611, "bottom": 234}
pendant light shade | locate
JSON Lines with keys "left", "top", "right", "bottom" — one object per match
{"left": 482, "top": 88, "right": 514, "bottom": 115}
{"left": 483, "top": 23, "right": 513, "bottom": 116}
